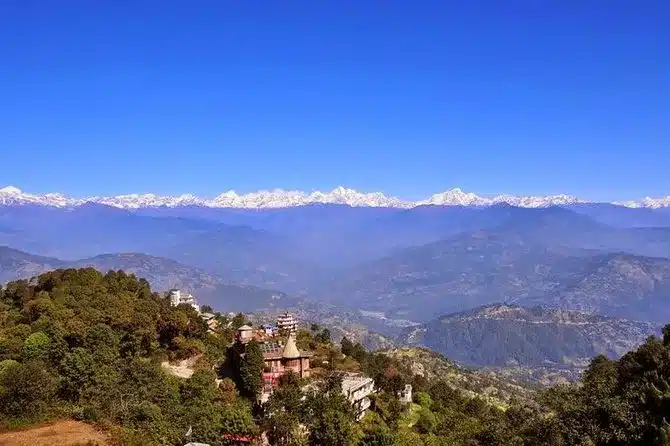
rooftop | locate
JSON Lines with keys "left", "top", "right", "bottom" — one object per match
{"left": 258, "top": 337, "right": 313, "bottom": 360}
{"left": 340, "top": 374, "right": 374, "bottom": 393}
{"left": 260, "top": 341, "right": 284, "bottom": 360}
{"left": 282, "top": 335, "right": 301, "bottom": 359}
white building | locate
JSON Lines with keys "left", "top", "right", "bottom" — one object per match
{"left": 340, "top": 374, "right": 375, "bottom": 421}
{"left": 276, "top": 312, "right": 297, "bottom": 334}
{"left": 400, "top": 384, "right": 412, "bottom": 404}
{"left": 168, "top": 289, "right": 200, "bottom": 312}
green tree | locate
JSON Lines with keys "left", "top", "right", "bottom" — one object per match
{"left": 265, "top": 371, "right": 307, "bottom": 445}
{"left": 414, "top": 392, "right": 433, "bottom": 409}
{"left": 415, "top": 408, "right": 437, "bottom": 434}
{"left": 341, "top": 336, "right": 354, "bottom": 357}
{"left": 180, "top": 369, "right": 219, "bottom": 404}
{"left": 359, "top": 426, "right": 396, "bottom": 446}
{"left": 84, "top": 323, "right": 120, "bottom": 363}
{"left": 266, "top": 411, "right": 308, "bottom": 446}
{"left": 218, "top": 377, "right": 238, "bottom": 405}
{"left": 351, "top": 342, "right": 367, "bottom": 363}
{"left": 220, "top": 403, "right": 258, "bottom": 444}
{"left": 59, "top": 347, "right": 96, "bottom": 401}
{"left": 22, "top": 331, "right": 51, "bottom": 361}
{"left": 0, "top": 359, "right": 19, "bottom": 376}
{"left": 308, "top": 408, "right": 358, "bottom": 446}
{"left": 315, "top": 328, "right": 331, "bottom": 344}
{"left": 231, "top": 313, "right": 247, "bottom": 330}
{"left": 0, "top": 361, "right": 58, "bottom": 417}
{"left": 240, "top": 340, "right": 264, "bottom": 398}
{"left": 267, "top": 371, "right": 304, "bottom": 416}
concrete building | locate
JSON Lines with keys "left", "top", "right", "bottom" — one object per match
{"left": 400, "top": 384, "right": 413, "bottom": 404}
{"left": 168, "top": 289, "right": 200, "bottom": 312}
{"left": 261, "top": 324, "right": 277, "bottom": 337}
{"left": 200, "top": 313, "right": 219, "bottom": 332}
{"left": 236, "top": 325, "right": 254, "bottom": 343}
{"left": 340, "top": 373, "right": 375, "bottom": 421}
{"left": 276, "top": 312, "right": 298, "bottom": 334}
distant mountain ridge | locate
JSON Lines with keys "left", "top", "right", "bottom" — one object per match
{"left": 320, "top": 213, "right": 670, "bottom": 322}
{"left": 401, "top": 304, "right": 662, "bottom": 367}
{"left": 3, "top": 184, "right": 670, "bottom": 209}
{"left": 0, "top": 247, "right": 294, "bottom": 312}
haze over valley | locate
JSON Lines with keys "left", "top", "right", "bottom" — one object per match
{"left": 2, "top": 184, "right": 670, "bottom": 376}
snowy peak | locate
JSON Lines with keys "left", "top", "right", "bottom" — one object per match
{"left": 0, "top": 186, "right": 84, "bottom": 207}
{"left": 209, "top": 187, "right": 407, "bottom": 208}
{"left": 419, "top": 188, "right": 490, "bottom": 206}
{"left": 0, "top": 186, "right": 22, "bottom": 194}
{"left": 614, "top": 197, "right": 670, "bottom": 209}
{"left": 417, "top": 189, "right": 583, "bottom": 208}
{"left": 89, "top": 193, "right": 207, "bottom": 209}
{"left": 0, "top": 185, "right": 668, "bottom": 209}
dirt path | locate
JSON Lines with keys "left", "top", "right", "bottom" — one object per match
{"left": 161, "top": 354, "right": 202, "bottom": 379}
{"left": 0, "top": 420, "right": 109, "bottom": 446}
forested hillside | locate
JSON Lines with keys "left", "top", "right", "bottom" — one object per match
{"left": 0, "top": 268, "right": 255, "bottom": 444}
{"left": 402, "top": 304, "right": 661, "bottom": 367}
{"left": 0, "top": 248, "right": 296, "bottom": 312}
{"left": 1, "top": 268, "right": 670, "bottom": 445}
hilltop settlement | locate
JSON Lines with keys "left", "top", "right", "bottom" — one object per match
{"left": 1, "top": 269, "right": 670, "bottom": 446}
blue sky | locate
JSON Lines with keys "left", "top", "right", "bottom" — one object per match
{"left": 1, "top": 1, "right": 668, "bottom": 201}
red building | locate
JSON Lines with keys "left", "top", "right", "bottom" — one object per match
{"left": 234, "top": 325, "right": 312, "bottom": 397}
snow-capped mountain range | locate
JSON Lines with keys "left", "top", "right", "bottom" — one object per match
{"left": 1, "top": 185, "right": 669, "bottom": 209}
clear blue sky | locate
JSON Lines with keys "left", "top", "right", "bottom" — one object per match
{"left": 1, "top": 1, "right": 668, "bottom": 201}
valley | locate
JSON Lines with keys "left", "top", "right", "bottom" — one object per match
{"left": 2, "top": 186, "right": 670, "bottom": 381}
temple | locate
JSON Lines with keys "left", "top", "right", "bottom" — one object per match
{"left": 232, "top": 324, "right": 312, "bottom": 401}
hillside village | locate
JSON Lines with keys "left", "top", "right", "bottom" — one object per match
{"left": 167, "top": 289, "right": 391, "bottom": 426}
{"left": 1, "top": 270, "right": 669, "bottom": 446}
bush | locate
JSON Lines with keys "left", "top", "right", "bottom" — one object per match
{"left": 0, "top": 359, "right": 19, "bottom": 376}
{"left": 0, "top": 361, "right": 58, "bottom": 417}
{"left": 415, "top": 408, "right": 437, "bottom": 434}
{"left": 23, "top": 331, "right": 51, "bottom": 361}
{"left": 414, "top": 392, "right": 433, "bottom": 409}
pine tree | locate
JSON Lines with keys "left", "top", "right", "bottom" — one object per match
{"left": 240, "top": 340, "right": 264, "bottom": 398}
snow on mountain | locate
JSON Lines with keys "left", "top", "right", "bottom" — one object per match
{"left": 418, "top": 188, "right": 491, "bottom": 206}
{"left": 211, "top": 189, "right": 312, "bottom": 208}
{"left": 0, "top": 186, "right": 83, "bottom": 207}
{"left": 189, "top": 186, "right": 409, "bottom": 208}
{"left": 89, "top": 193, "right": 208, "bottom": 209}
{"left": 615, "top": 197, "right": 670, "bottom": 209}
{"left": 0, "top": 185, "right": 668, "bottom": 209}
{"left": 416, "top": 189, "right": 584, "bottom": 208}
{"left": 491, "top": 194, "right": 584, "bottom": 208}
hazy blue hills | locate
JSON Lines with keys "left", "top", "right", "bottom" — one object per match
{"left": 0, "top": 247, "right": 295, "bottom": 312}
{"left": 319, "top": 222, "right": 670, "bottom": 321}
{"left": 2, "top": 202, "right": 670, "bottom": 321}
{"left": 0, "top": 203, "right": 227, "bottom": 259}
{"left": 0, "top": 246, "right": 64, "bottom": 283}
{"left": 401, "top": 304, "right": 662, "bottom": 367}
{"left": 568, "top": 203, "right": 670, "bottom": 228}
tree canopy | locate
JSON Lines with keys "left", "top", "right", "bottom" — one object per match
{"left": 2, "top": 267, "right": 670, "bottom": 446}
